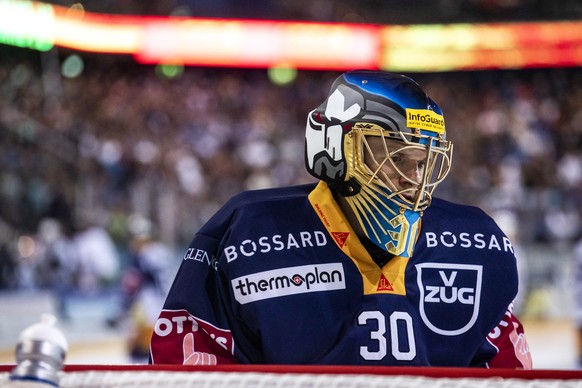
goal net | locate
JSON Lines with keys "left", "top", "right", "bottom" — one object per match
{"left": 1, "top": 364, "right": 582, "bottom": 387}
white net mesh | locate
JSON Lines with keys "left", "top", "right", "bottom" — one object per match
{"left": 2, "top": 370, "right": 582, "bottom": 388}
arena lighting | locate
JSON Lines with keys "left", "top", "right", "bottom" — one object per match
{"left": 136, "top": 18, "right": 379, "bottom": 70}
{"left": 1, "top": 0, "right": 582, "bottom": 71}
{"left": 382, "top": 22, "right": 582, "bottom": 71}
{"left": 52, "top": 7, "right": 143, "bottom": 53}
{"left": 0, "top": 0, "right": 54, "bottom": 50}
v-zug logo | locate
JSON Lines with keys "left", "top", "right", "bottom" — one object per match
{"left": 423, "top": 271, "right": 475, "bottom": 305}
{"left": 416, "top": 263, "right": 482, "bottom": 336}
{"left": 232, "top": 263, "right": 345, "bottom": 304}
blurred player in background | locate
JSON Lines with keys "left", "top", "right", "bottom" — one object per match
{"left": 109, "top": 214, "right": 176, "bottom": 362}
{"left": 150, "top": 70, "right": 531, "bottom": 368}
{"left": 574, "top": 240, "right": 582, "bottom": 369}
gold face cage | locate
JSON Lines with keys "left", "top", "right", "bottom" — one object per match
{"left": 344, "top": 123, "right": 453, "bottom": 213}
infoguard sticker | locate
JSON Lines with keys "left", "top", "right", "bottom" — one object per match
{"left": 406, "top": 108, "right": 445, "bottom": 134}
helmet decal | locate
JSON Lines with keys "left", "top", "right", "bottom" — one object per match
{"left": 326, "top": 87, "right": 362, "bottom": 123}
{"left": 305, "top": 85, "right": 363, "bottom": 182}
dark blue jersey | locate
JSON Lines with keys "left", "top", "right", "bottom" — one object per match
{"left": 150, "top": 182, "right": 529, "bottom": 367}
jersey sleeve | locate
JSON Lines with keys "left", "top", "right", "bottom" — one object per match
{"left": 149, "top": 202, "right": 240, "bottom": 365}
{"left": 471, "top": 304, "right": 532, "bottom": 369}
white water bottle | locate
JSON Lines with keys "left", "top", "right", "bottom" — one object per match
{"left": 8, "top": 314, "right": 68, "bottom": 387}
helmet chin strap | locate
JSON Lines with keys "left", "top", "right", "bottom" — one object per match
{"left": 345, "top": 183, "right": 421, "bottom": 258}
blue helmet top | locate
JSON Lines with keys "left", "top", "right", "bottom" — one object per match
{"left": 343, "top": 71, "right": 444, "bottom": 116}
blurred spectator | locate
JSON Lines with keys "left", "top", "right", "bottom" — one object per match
{"left": 0, "top": 219, "right": 17, "bottom": 290}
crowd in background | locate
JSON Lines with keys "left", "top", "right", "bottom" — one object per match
{"left": 1, "top": 51, "right": 582, "bottom": 324}
{"left": 0, "top": 49, "right": 582, "bottom": 286}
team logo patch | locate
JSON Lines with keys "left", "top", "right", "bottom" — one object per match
{"left": 416, "top": 263, "right": 482, "bottom": 336}
{"left": 331, "top": 232, "right": 349, "bottom": 248}
{"left": 377, "top": 273, "right": 394, "bottom": 291}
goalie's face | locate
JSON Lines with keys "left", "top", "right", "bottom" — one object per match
{"left": 346, "top": 123, "right": 452, "bottom": 212}
{"left": 364, "top": 136, "right": 427, "bottom": 201}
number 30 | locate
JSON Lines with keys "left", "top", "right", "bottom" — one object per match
{"left": 358, "top": 311, "right": 416, "bottom": 361}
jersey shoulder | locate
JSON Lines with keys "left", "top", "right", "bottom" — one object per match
{"left": 197, "top": 183, "right": 317, "bottom": 238}
{"left": 227, "top": 183, "right": 317, "bottom": 209}
{"left": 425, "top": 197, "right": 499, "bottom": 231}
{"left": 427, "top": 197, "right": 490, "bottom": 218}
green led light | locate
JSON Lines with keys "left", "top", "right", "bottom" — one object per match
{"left": 155, "top": 64, "right": 184, "bottom": 79}
{"left": 0, "top": 0, "right": 55, "bottom": 51}
{"left": 268, "top": 66, "right": 297, "bottom": 86}
{"left": 61, "top": 54, "right": 84, "bottom": 78}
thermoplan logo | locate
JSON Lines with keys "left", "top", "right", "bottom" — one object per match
{"left": 416, "top": 262, "right": 482, "bottom": 336}
{"left": 232, "top": 263, "right": 345, "bottom": 304}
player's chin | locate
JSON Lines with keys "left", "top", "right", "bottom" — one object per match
{"left": 399, "top": 190, "right": 418, "bottom": 201}
{"left": 400, "top": 191, "right": 424, "bottom": 205}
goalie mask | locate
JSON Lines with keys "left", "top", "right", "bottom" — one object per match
{"left": 305, "top": 71, "right": 453, "bottom": 257}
